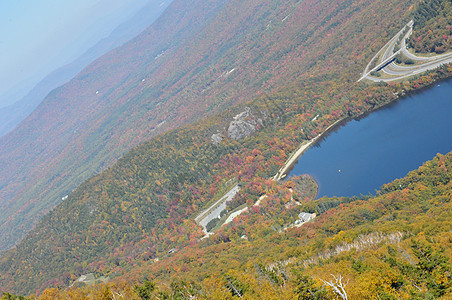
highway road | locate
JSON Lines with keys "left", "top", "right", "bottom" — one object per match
{"left": 361, "top": 20, "right": 452, "bottom": 83}
{"left": 195, "top": 184, "right": 240, "bottom": 233}
{"left": 359, "top": 21, "right": 411, "bottom": 80}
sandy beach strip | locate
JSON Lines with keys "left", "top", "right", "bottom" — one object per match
{"left": 274, "top": 118, "right": 344, "bottom": 181}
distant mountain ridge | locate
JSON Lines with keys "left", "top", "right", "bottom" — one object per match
{"left": 0, "top": 0, "right": 172, "bottom": 138}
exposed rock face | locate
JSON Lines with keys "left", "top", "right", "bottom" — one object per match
{"left": 211, "top": 133, "right": 223, "bottom": 144}
{"left": 228, "top": 120, "right": 255, "bottom": 140}
{"left": 227, "top": 107, "right": 262, "bottom": 140}
{"left": 210, "top": 107, "right": 264, "bottom": 144}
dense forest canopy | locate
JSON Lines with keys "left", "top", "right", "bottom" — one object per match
{"left": 409, "top": 0, "right": 452, "bottom": 53}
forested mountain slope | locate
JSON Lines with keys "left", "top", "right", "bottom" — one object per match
{"left": 1, "top": 0, "right": 452, "bottom": 296}
{"left": 103, "top": 151, "right": 452, "bottom": 299}
{"left": 129, "top": 151, "right": 452, "bottom": 299}
{"left": 1, "top": 45, "right": 451, "bottom": 298}
{"left": 0, "top": 0, "right": 228, "bottom": 250}
{"left": 409, "top": 0, "right": 452, "bottom": 53}
{"left": 0, "top": 0, "right": 415, "bottom": 251}
{"left": 5, "top": 150, "right": 452, "bottom": 298}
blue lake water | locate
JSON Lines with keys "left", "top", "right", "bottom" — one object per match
{"left": 288, "top": 79, "right": 452, "bottom": 198}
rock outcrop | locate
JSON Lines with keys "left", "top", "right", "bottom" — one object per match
{"left": 227, "top": 107, "right": 262, "bottom": 140}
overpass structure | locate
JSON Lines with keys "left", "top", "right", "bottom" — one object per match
{"left": 374, "top": 52, "right": 399, "bottom": 72}
{"left": 359, "top": 20, "right": 452, "bottom": 83}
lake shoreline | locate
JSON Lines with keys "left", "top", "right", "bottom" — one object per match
{"left": 273, "top": 118, "right": 345, "bottom": 181}
{"left": 273, "top": 75, "right": 452, "bottom": 183}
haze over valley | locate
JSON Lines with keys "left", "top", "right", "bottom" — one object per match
{"left": 0, "top": 0, "right": 171, "bottom": 137}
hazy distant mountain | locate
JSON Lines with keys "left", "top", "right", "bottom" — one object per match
{"left": 0, "top": 0, "right": 171, "bottom": 138}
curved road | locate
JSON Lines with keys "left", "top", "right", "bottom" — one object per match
{"left": 359, "top": 21, "right": 411, "bottom": 80}
{"left": 362, "top": 20, "right": 452, "bottom": 83}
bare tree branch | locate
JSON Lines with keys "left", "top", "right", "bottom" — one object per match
{"left": 321, "top": 274, "right": 348, "bottom": 300}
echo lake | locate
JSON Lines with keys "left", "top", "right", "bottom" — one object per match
{"left": 288, "top": 79, "right": 452, "bottom": 198}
